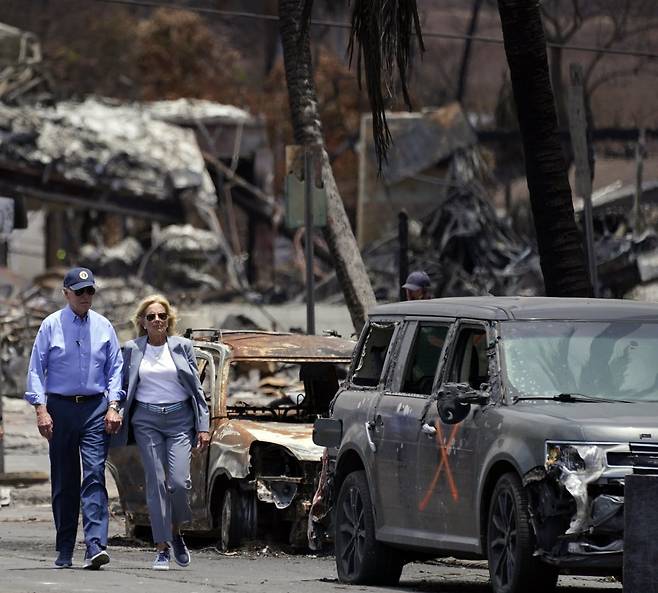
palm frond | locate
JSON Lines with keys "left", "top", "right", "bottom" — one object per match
{"left": 348, "top": 0, "right": 424, "bottom": 170}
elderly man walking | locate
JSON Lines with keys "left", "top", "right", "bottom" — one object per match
{"left": 24, "top": 267, "right": 124, "bottom": 569}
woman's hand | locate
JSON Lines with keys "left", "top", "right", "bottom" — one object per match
{"left": 196, "top": 431, "right": 210, "bottom": 450}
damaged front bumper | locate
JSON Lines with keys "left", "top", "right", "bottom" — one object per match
{"left": 250, "top": 460, "right": 318, "bottom": 547}
{"left": 523, "top": 440, "right": 655, "bottom": 569}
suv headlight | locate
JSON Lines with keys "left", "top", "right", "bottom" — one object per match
{"left": 545, "top": 442, "right": 606, "bottom": 474}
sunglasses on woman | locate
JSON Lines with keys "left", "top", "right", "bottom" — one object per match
{"left": 146, "top": 312, "right": 168, "bottom": 321}
{"left": 72, "top": 286, "right": 96, "bottom": 296}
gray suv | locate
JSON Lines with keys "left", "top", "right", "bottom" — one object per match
{"left": 312, "top": 297, "right": 658, "bottom": 593}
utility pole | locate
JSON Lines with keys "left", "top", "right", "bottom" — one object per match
{"left": 303, "top": 149, "right": 315, "bottom": 335}
{"left": 632, "top": 128, "right": 646, "bottom": 237}
{"left": 398, "top": 210, "right": 409, "bottom": 301}
{"left": 568, "top": 63, "right": 598, "bottom": 296}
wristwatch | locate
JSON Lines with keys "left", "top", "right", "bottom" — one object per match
{"left": 108, "top": 401, "right": 121, "bottom": 412}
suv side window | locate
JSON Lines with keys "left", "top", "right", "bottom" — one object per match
{"left": 401, "top": 324, "right": 449, "bottom": 395}
{"left": 352, "top": 322, "right": 396, "bottom": 387}
{"left": 448, "top": 327, "right": 489, "bottom": 389}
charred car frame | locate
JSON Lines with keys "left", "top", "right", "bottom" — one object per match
{"left": 108, "top": 329, "right": 354, "bottom": 550}
{"left": 311, "top": 297, "right": 658, "bottom": 592}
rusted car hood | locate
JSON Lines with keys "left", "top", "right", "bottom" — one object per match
{"left": 229, "top": 420, "right": 324, "bottom": 461}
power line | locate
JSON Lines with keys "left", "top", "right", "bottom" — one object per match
{"left": 93, "top": 0, "right": 658, "bottom": 60}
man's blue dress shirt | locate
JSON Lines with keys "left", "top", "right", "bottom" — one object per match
{"left": 25, "top": 305, "right": 125, "bottom": 405}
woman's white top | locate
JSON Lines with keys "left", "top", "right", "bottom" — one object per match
{"left": 135, "top": 343, "right": 189, "bottom": 404}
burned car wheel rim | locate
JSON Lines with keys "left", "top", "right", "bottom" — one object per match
{"left": 338, "top": 485, "right": 366, "bottom": 578}
{"left": 489, "top": 487, "right": 517, "bottom": 589}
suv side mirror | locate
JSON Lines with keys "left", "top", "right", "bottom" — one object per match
{"left": 313, "top": 418, "right": 343, "bottom": 448}
{"left": 436, "top": 382, "right": 489, "bottom": 425}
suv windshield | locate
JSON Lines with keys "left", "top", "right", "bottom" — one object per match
{"left": 500, "top": 320, "right": 658, "bottom": 402}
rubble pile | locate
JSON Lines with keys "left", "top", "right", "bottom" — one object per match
{"left": 365, "top": 180, "right": 543, "bottom": 300}
{"left": 0, "top": 289, "right": 51, "bottom": 397}
{"left": 0, "top": 23, "right": 54, "bottom": 106}
{"left": 576, "top": 181, "right": 658, "bottom": 298}
{"left": 79, "top": 237, "right": 144, "bottom": 277}
{"left": 79, "top": 225, "right": 235, "bottom": 296}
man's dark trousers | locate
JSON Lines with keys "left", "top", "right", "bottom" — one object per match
{"left": 47, "top": 396, "right": 110, "bottom": 555}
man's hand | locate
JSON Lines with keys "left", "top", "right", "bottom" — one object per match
{"left": 196, "top": 431, "right": 210, "bottom": 450}
{"left": 35, "top": 405, "right": 53, "bottom": 441}
{"left": 104, "top": 408, "right": 122, "bottom": 435}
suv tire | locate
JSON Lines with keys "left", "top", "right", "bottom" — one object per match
{"left": 487, "top": 472, "right": 558, "bottom": 593}
{"left": 334, "top": 470, "right": 403, "bottom": 585}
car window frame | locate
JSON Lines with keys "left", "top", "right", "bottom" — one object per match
{"left": 193, "top": 346, "right": 222, "bottom": 413}
{"left": 348, "top": 317, "right": 402, "bottom": 391}
{"left": 388, "top": 317, "right": 454, "bottom": 398}
{"left": 441, "top": 319, "right": 491, "bottom": 394}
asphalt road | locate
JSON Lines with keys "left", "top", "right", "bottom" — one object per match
{"left": 0, "top": 503, "right": 622, "bottom": 593}
{"left": 0, "top": 397, "right": 622, "bottom": 593}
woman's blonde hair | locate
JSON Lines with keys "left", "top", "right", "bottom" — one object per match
{"left": 131, "top": 294, "right": 178, "bottom": 337}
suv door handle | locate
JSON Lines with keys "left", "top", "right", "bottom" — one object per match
{"left": 421, "top": 422, "right": 437, "bottom": 436}
{"left": 365, "top": 421, "right": 377, "bottom": 452}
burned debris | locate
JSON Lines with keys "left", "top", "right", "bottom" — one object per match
{"left": 0, "top": 23, "right": 53, "bottom": 106}
{"left": 575, "top": 180, "right": 658, "bottom": 297}
{"left": 364, "top": 177, "right": 543, "bottom": 299}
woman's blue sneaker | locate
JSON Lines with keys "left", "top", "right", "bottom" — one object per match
{"left": 152, "top": 548, "right": 170, "bottom": 571}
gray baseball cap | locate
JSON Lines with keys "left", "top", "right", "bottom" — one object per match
{"left": 402, "top": 270, "right": 431, "bottom": 291}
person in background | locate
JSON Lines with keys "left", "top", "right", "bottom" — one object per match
{"left": 24, "top": 267, "right": 124, "bottom": 569}
{"left": 114, "top": 294, "right": 209, "bottom": 570}
{"left": 402, "top": 270, "right": 432, "bottom": 300}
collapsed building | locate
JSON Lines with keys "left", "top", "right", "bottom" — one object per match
{"left": 354, "top": 103, "right": 657, "bottom": 303}
{"left": 354, "top": 103, "right": 543, "bottom": 300}
{"left": 574, "top": 180, "right": 658, "bottom": 298}
{"left": 0, "top": 96, "right": 273, "bottom": 289}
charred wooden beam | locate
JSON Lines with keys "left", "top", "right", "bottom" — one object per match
{"left": 0, "top": 159, "right": 183, "bottom": 222}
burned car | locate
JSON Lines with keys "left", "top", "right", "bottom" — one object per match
{"left": 108, "top": 329, "right": 354, "bottom": 550}
{"left": 312, "top": 297, "right": 658, "bottom": 592}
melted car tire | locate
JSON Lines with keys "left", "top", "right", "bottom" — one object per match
{"left": 487, "top": 473, "right": 559, "bottom": 593}
{"left": 334, "top": 470, "right": 403, "bottom": 585}
{"left": 220, "top": 487, "right": 242, "bottom": 551}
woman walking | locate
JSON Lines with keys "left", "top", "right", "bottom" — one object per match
{"left": 114, "top": 294, "right": 210, "bottom": 570}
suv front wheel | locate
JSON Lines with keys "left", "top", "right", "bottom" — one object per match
{"left": 487, "top": 472, "right": 558, "bottom": 593}
{"left": 334, "top": 470, "right": 403, "bottom": 585}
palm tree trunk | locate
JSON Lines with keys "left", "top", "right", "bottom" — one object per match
{"left": 497, "top": 0, "right": 591, "bottom": 297}
{"left": 279, "top": 0, "right": 376, "bottom": 331}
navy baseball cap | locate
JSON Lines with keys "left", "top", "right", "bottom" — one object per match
{"left": 63, "top": 267, "right": 95, "bottom": 290}
{"left": 402, "top": 270, "right": 431, "bottom": 291}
